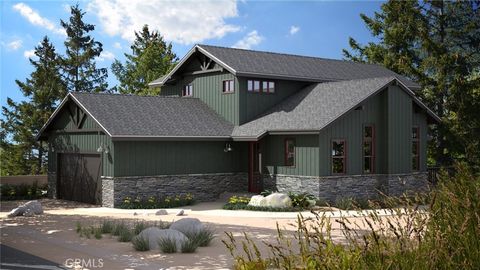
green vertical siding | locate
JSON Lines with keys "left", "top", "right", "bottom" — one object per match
{"left": 263, "top": 135, "right": 319, "bottom": 176}
{"left": 318, "top": 91, "right": 388, "bottom": 176}
{"left": 113, "top": 141, "right": 248, "bottom": 176}
{"left": 238, "top": 78, "right": 308, "bottom": 124}
{"left": 160, "top": 72, "right": 240, "bottom": 124}
{"left": 413, "top": 111, "right": 428, "bottom": 171}
{"left": 387, "top": 85, "right": 413, "bottom": 173}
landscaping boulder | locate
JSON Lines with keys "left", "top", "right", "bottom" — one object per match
{"left": 265, "top": 193, "right": 292, "bottom": 208}
{"left": 169, "top": 218, "right": 204, "bottom": 235}
{"left": 155, "top": 209, "right": 168, "bottom": 215}
{"left": 7, "top": 200, "right": 43, "bottom": 217}
{"left": 248, "top": 195, "right": 267, "bottom": 207}
{"left": 176, "top": 210, "right": 184, "bottom": 216}
{"left": 136, "top": 227, "right": 188, "bottom": 251}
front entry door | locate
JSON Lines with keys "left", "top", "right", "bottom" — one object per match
{"left": 248, "top": 141, "right": 262, "bottom": 193}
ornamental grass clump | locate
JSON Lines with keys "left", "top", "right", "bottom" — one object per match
{"left": 184, "top": 227, "right": 216, "bottom": 247}
{"left": 132, "top": 235, "right": 150, "bottom": 251}
{"left": 158, "top": 237, "right": 177, "bottom": 253}
{"left": 223, "top": 163, "right": 480, "bottom": 269}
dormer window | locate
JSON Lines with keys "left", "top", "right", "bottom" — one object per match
{"left": 262, "top": 81, "right": 275, "bottom": 93}
{"left": 182, "top": 84, "right": 193, "bottom": 97}
{"left": 248, "top": 79, "right": 274, "bottom": 93}
{"left": 223, "top": 80, "right": 234, "bottom": 93}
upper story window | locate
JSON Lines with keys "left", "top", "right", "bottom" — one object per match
{"left": 247, "top": 79, "right": 274, "bottom": 93}
{"left": 363, "top": 125, "right": 375, "bottom": 174}
{"left": 412, "top": 127, "right": 420, "bottom": 171}
{"left": 182, "top": 84, "right": 193, "bottom": 97}
{"left": 332, "top": 139, "right": 346, "bottom": 174}
{"left": 284, "top": 138, "right": 295, "bottom": 166}
{"left": 223, "top": 80, "right": 234, "bottom": 93}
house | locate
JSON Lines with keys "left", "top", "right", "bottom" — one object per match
{"left": 37, "top": 45, "right": 440, "bottom": 207}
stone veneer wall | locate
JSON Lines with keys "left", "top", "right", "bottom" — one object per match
{"left": 264, "top": 172, "right": 429, "bottom": 202}
{"left": 101, "top": 172, "right": 248, "bottom": 207}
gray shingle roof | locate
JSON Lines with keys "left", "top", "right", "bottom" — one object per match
{"left": 232, "top": 77, "right": 398, "bottom": 139}
{"left": 70, "top": 92, "right": 233, "bottom": 138}
{"left": 197, "top": 45, "right": 419, "bottom": 89}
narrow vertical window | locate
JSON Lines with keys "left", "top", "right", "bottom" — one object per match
{"left": 247, "top": 80, "right": 253, "bottom": 92}
{"left": 182, "top": 84, "right": 193, "bottom": 97}
{"left": 363, "top": 125, "right": 375, "bottom": 173}
{"left": 412, "top": 127, "right": 420, "bottom": 171}
{"left": 285, "top": 139, "right": 295, "bottom": 166}
{"left": 268, "top": 81, "right": 275, "bottom": 93}
{"left": 253, "top": 80, "right": 260, "bottom": 92}
{"left": 262, "top": 81, "right": 268, "bottom": 93}
{"left": 223, "top": 80, "right": 234, "bottom": 93}
{"left": 332, "top": 139, "right": 346, "bottom": 174}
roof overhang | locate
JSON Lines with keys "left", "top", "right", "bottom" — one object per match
{"left": 111, "top": 135, "right": 231, "bottom": 141}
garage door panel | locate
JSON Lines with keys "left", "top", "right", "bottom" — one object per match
{"left": 58, "top": 153, "right": 101, "bottom": 204}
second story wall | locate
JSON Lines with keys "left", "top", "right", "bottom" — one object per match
{"left": 159, "top": 71, "right": 240, "bottom": 125}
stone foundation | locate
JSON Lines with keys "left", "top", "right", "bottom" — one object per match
{"left": 101, "top": 172, "right": 248, "bottom": 207}
{"left": 264, "top": 172, "right": 429, "bottom": 202}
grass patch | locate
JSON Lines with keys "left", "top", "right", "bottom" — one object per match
{"left": 180, "top": 238, "right": 199, "bottom": 253}
{"left": 101, "top": 220, "right": 114, "bottom": 234}
{"left": 133, "top": 221, "right": 148, "bottom": 235}
{"left": 112, "top": 222, "right": 128, "bottom": 236}
{"left": 158, "top": 237, "right": 177, "bottom": 253}
{"left": 184, "top": 227, "right": 215, "bottom": 247}
{"left": 117, "top": 227, "right": 133, "bottom": 242}
{"left": 132, "top": 235, "right": 150, "bottom": 251}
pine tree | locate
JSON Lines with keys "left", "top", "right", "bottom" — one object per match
{"left": 112, "top": 25, "right": 177, "bottom": 95}
{"left": 1, "top": 37, "right": 66, "bottom": 175}
{"left": 61, "top": 4, "right": 108, "bottom": 92}
{"left": 343, "top": 0, "right": 480, "bottom": 168}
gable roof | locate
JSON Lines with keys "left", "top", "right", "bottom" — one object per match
{"left": 149, "top": 44, "right": 419, "bottom": 89}
{"left": 231, "top": 77, "right": 440, "bottom": 140}
{"left": 37, "top": 92, "right": 234, "bottom": 140}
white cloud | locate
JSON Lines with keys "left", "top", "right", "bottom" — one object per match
{"left": 3, "top": 39, "right": 23, "bottom": 50}
{"left": 289, "top": 25, "right": 300, "bottom": 35}
{"left": 13, "top": 3, "right": 65, "bottom": 35}
{"left": 87, "top": 0, "right": 240, "bottom": 44}
{"left": 23, "top": 49, "right": 35, "bottom": 58}
{"left": 233, "top": 30, "right": 263, "bottom": 49}
{"left": 98, "top": 50, "right": 115, "bottom": 61}
{"left": 113, "top": 42, "right": 122, "bottom": 49}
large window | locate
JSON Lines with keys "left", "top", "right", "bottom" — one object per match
{"left": 262, "top": 81, "right": 275, "bottom": 93}
{"left": 412, "top": 127, "right": 420, "bottom": 171}
{"left": 332, "top": 140, "right": 346, "bottom": 174}
{"left": 285, "top": 138, "right": 295, "bottom": 166}
{"left": 247, "top": 80, "right": 261, "bottom": 92}
{"left": 182, "top": 84, "right": 193, "bottom": 97}
{"left": 363, "top": 125, "right": 375, "bottom": 173}
{"left": 247, "top": 79, "right": 274, "bottom": 93}
{"left": 223, "top": 80, "right": 234, "bottom": 93}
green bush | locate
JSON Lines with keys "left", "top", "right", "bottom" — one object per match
{"left": 180, "top": 238, "right": 199, "bottom": 253}
{"left": 158, "top": 237, "right": 177, "bottom": 253}
{"left": 222, "top": 203, "right": 303, "bottom": 212}
{"left": 132, "top": 235, "right": 150, "bottom": 251}
{"left": 223, "top": 164, "right": 480, "bottom": 269}
{"left": 112, "top": 222, "right": 128, "bottom": 236}
{"left": 118, "top": 193, "right": 195, "bottom": 209}
{"left": 184, "top": 227, "right": 215, "bottom": 247}
{"left": 0, "top": 182, "right": 47, "bottom": 201}
{"left": 288, "top": 192, "right": 316, "bottom": 208}
{"left": 117, "top": 227, "right": 133, "bottom": 242}
{"left": 133, "top": 221, "right": 148, "bottom": 235}
{"left": 100, "top": 220, "right": 114, "bottom": 234}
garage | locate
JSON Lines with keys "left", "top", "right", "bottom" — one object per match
{"left": 57, "top": 153, "right": 102, "bottom": 205}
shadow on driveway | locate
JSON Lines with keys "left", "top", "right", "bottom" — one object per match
{"left": 0, "top": 244, "right": 67, "bottom": 270}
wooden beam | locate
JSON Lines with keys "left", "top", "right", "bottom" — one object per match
{"left": 182, "top": 68, "right": 223, "bottom": 76}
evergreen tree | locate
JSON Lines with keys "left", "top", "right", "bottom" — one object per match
{"left": 1, "top": 37, "right": 66, "bottom": 175}
{"left": 112, "top": 25, "right": 177, "bottom": 95}
{"left": 343, "top": 0, "right": 480, "bottom": 169}
{"left": 61, "top": 4, "right": 108, "bottom": 92}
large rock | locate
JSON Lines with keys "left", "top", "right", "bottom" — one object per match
{"left": 155, "top": 209, "right": 168, "bottom": 215}
{"left": 169, "top": 218, "right": 204, "bottom": 235}
{"left": 265, "top": 193, "right": 292, "bottom": 208}
{"left": 7, "top": 200, "right": 43, "bottom": 217}
{"left": 136, "top": 227, "right": 188, "bottom": 251}
{"left": 248, "top": 195, "right": 267, "bottom": 207}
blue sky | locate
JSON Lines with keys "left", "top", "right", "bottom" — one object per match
{"left": 0, "top": 0, "right": 382, "bottom": 109}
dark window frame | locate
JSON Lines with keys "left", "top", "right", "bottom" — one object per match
{"left": 247, "top": 79, "right": 275, "bottom": 94}
{"left": 284, "top": 138, "right": 296, "bottom": 167}
{"left": 412, "top": 126, "right": 420, "bottom": 171}
{"left": 182, "top": 84, "right": 193, "bottom": 97}
{"left": 331, "top": 139, "right": 347, "bottom": 175}
{"left": 222, "top": 79, "right": 235, "bottom": 94}
{"left": 363, "top": 124, "right": 375, "bottom": 174}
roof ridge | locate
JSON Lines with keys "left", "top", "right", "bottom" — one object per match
{"left": 197, "top": 44, "right": 384, "bottom": 67}
{"left": 71, "top": 92, "right": 198, "bottom": 99}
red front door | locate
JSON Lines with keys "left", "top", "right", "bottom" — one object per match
{"left": 248, "top": 141, "right": 262, "bottom": 193}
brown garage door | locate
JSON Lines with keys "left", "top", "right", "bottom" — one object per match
{"left": 57, "top": 153, "right": 102, "bottom": 205}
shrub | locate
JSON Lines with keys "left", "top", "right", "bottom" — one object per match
{"left": 75, "top": 221, "right": 82, "bottom": 233}
{"left": 118, "top": 227, "right": 133, "bottom": 242}
{"left": 93, "top": 227, "right": 103, "bottom": 239}
{"left": 223, "top": 163, "right": 480, "bottom": 269}
{"left": 119, "top": 193, "right": 195, "bottom": 209}
{"left": 158, "top": 237, "right": 177, "bottom": 253}
{"left": 259, "top": 190, "right": 275, "bottom": 196}
{"left": 222, "top": 203, "right": 303, "bottom": 212}
{"left": 180, "top": 238, "right": 199, "bottom": 253}
{"left": 334, "top": 197, "right": 355, "bottom": 210}
{"left": 101, "top": 220, "right": 114, "bottom": 234}
{"left": 132, "top": 236, "right": 150, "bottom": 251}
{"left": 228, "top": 195, "right": 250, "bottom": 205}
{"left": 112, "top": 222, "right": 128, "bottom": 236}
{"left": 184, "top": 227, "right": 215, "bottom": 247}
{"left": 288, "top": 192, "right": 315, "bottom": 208}
{"left": 133, "top": 221, "right": 148, "bottom": 235}
{"left": 0, "top": 182, "right": 47, "bottom": 201}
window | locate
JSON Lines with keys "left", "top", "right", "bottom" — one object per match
{"left": 412, "top": 127, "right": 420, "bottom": 171}
{"left": 247, "top": 80, "right": 261, "bottom": 92}
{"left": 262, "top": 81, "right": 275, "bottom": 93}
{"left": 363, "top": 125, "right": 375, "bottom": 173}
{"left": 332, "top": 140, "right": 346, "bottom": 174}
{"left": 285, "top": 139, "right": 295, "bottom": 166}
{"left": 223, "top": 80, "right": 234, "bottom": 93}
{"left": 182, "top": 84, "right": 193, "bottom": 97}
